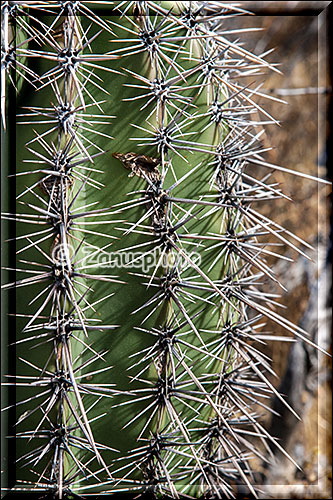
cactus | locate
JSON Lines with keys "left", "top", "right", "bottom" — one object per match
{"left": 1, "top": 2, "right": 330, "bottom": 499}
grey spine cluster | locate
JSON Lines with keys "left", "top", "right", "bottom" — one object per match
{"left": 1, "top": 2, "right": 327, "bottom": 499}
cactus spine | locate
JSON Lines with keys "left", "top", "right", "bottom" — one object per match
{"left": 1, "top": 2, "right": 329, "bottom": 499}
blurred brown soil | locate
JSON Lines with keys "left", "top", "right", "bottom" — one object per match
{"left": 221, "top": 8, "right": 331, "bottom": 498}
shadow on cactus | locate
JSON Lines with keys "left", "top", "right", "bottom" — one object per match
{"left": 0, "top": 1, "right": 330, "bottom": 499}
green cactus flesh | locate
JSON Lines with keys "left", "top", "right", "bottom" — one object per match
{"left": 1, "top": 1, "right": 328, "bottom": 499}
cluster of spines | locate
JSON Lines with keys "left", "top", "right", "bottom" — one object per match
{"left": 94, "top": 4, "right": 306, "bottom": 499}
{"left": 1, "top": 2, "right": 329, "bottom": 499}
{"left": 1, "top": 3, "right": 123, "bottom": 498}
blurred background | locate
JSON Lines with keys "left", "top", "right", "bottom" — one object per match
{"left": 1, "top": 2, "right": 331, "bottom": 498}
{"left": 218, "top": 2, "right": 332, "bottom": 498}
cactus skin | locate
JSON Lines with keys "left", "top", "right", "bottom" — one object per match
{"left": 1, "top": 2, "right": 330, "bottom": 499}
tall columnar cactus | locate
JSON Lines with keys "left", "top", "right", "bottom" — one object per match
{"left": 1, "top": 2, "right": 330, "bottom": 499}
